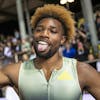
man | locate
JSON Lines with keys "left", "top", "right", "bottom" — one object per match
{"left": 0, "top": 4, "right": 100, "bottom": 100}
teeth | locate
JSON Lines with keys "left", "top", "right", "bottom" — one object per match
{"left": 38, "top": 41, "right": 48, "bottom": 51}
{"left": 38, "top": 41, "right": 48, "bottom": 45}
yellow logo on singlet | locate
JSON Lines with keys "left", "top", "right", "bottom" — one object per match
{"left": 57, "top": 71, "right": 73, "bottom": 80}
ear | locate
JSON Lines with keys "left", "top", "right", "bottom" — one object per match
{"left": 61, "top": 36, "right": 66, "bottom": 45}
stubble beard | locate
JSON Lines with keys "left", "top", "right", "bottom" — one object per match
{"left": 34, "top": 44, "right": 60, "bottom": 59}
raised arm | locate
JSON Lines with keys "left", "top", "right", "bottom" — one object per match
{"left": 0, "top": 63, "right": 20, "bottom": 89}
{"left": 0, "top": 66, "right": 12, "bottom": 88}
{"left": 77, "top": 61, "right": 100, "bottom": 100}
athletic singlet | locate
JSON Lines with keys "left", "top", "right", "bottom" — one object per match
{"left": 18, "top": 57, "right": 82, "bottom": 100}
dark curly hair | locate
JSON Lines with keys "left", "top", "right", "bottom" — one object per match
{"left": 31, "top": 4, "right": 75, "bottom": 41}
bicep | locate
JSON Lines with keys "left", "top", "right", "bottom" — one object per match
{"left": 0, "top": 69, "right": 11, "bottom": 88}
{"left": 81, "top": 63, "right": 100, "bottom": 99}
{"left": 86, "top": 72, "right": 100, "bottom": 99}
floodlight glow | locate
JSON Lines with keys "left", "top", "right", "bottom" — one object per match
{"left": 60, "top": 0, "right": 68, "bottom": 4}
{"left": 67, "top": 0, "right": 74, "bottom": 3}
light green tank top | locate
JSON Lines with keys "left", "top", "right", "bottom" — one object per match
{"left": 18, "top": 57, "right": 82, "bottom": 100}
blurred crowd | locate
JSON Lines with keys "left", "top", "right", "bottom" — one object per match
{"left": 62, "top": 10, "right": 100, "bottom": 61}
{"left": 0, "top": 10, "right": 100, "bottom": 68}
{"left": 0, "top": 29, "right": 36, "bottom": 67}
{"left": 0, "top": 7, "right": 99, "bottom": 100}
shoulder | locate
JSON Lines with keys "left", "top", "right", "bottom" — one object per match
{"left": 77, "top": 61, "right": 100, "bottom": 90}
{"left": 77, "top": 61, "right": 100, "bottom": 99}
{"left": 77, "top": 61, "right": 98, "bottom": 78}
{"left": 63, "top": 57, "right": 77, "bottom": 64}
{"left": 1, "top": 62, "right": 22, "bottom": 83}
{"left": 2, "top": 62, "right": 22, "bottom": 74}
{"left": 63, "top": 57, "right": 76, "bottom": 61}
{"left": 0, "top": 62, "right": 22, "bottom": 87}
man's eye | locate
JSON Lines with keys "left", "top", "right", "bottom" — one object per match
{"left": 35, "top": 28, "right": 42, "bottom": 32}
{"left": 50, "top": 29, "right": 57, "bottom": 34}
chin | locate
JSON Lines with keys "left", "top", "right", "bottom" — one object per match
{"left": 36, "top": 53, "right": 52, "bottom": 59}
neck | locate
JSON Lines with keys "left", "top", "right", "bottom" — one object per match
{"left": 34, "top": 52, "right": 63, "bottom": 71}
{"left": 34, "top": 52, "right": 63, "bottom": 81}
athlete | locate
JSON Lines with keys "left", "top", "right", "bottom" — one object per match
{"left": 0, "top": 4, "right": 100, "bottom": 100}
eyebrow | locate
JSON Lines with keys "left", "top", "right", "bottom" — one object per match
{"left": 36, "top": 24, "right": 43, "bottom": 27}
{"left": 36, "top": 24, "right": 57, "bottom": 29}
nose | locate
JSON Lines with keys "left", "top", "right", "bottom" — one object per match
{"left": 42, "top": 29, "right": 49, "bottom": 37}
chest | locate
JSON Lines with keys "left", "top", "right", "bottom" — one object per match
{"left": 19, "top": 69, "right": 81, "bottom": 100}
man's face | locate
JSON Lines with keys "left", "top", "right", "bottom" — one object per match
{"left": 33, "top": 18, "right": 65, "bottom": 59}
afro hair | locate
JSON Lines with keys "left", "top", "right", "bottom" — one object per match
{"left": 31, "top": 4, "right": 75, "bottom": 41}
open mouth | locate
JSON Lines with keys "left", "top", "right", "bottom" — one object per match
{"left": 37, "top": 41, "right": 49, "bottom": 52}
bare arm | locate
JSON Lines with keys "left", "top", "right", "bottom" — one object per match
{"left": 78, "top": 61, "right": 100, "bottom": 100}
{"left": 0, "top": 63, "right": 21, "bottom": 88}
{"left": 0, "top": 66, "right": 12, "bottom": 88}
